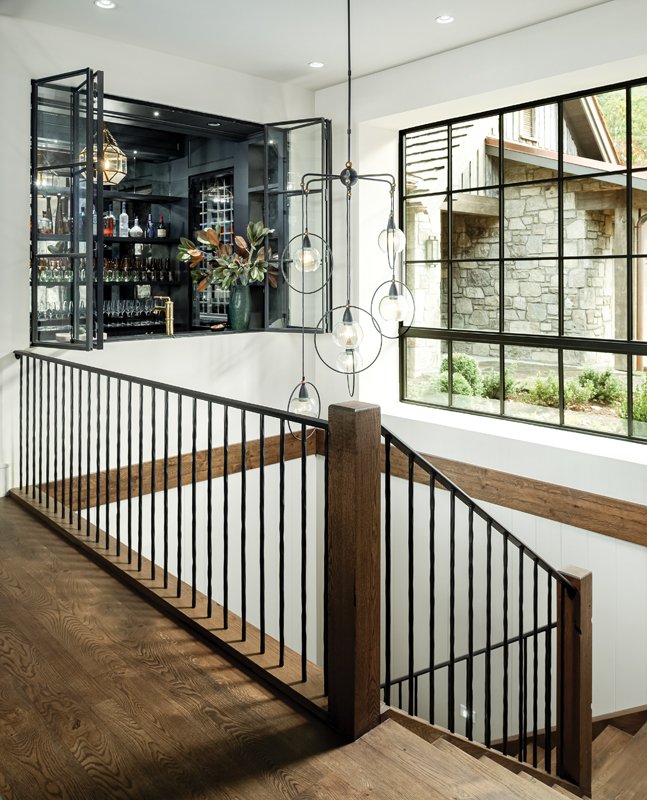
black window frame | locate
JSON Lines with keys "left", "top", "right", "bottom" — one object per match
{"left": 399, "top": 75, "right": 647, "bottom": 442}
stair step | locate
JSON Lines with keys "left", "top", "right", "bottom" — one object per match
{"left": 592, "top": 725, "right": 634, "bottom": 790}
{"left": 517, "top": 771, "right": 572, "bottom": 799}
{"left": 549, "top": 784, "right": 581, "bottom": 799}
{"left": 477, "top": 755, "right": 554, "bottom": 799}
{"left": 427, "top": 738, "right": 522, "bottom": 799}
{"left": 593, "top": 721, "right": 647, "bottom": 800}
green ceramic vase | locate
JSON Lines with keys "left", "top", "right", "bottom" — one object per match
{"left": 228, "top": 283, "right": 251, "bottom": 331}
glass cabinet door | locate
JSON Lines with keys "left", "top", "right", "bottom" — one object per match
{"left": 31, "top": 68, "right": 104, "bottom": 349}
{"left": 263, "top": 118, "right": 331, "bottom": 329}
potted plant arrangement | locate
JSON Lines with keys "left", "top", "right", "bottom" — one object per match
{"left": 177, "top": 221, "right": 276, "bottom": 331}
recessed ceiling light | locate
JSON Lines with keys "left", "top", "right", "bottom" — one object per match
{"left": 308, "top": 61, "right": 325, "bottom": 69}
{"left": 133, "top": 150, "right": 138, "bottom": 155}
{"left": 153, "top": 111, "right": 160, "bottom": 117}
{"left": 208, "top": 122, "right": 221, "bottom": 127}
{"left": 436, "top": 14, "right": 454, "bottom": 23}
{"left": 94, "top": 0, "right": 117, "bottom": 8}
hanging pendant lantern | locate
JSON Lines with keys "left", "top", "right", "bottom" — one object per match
{"left": 81, "top": 126, "right": 128, "bottom": 186}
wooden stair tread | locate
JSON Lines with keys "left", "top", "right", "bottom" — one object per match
{"left": 549, "top": 784, "right": 581, "bottom": 799}
{"left": 592, "top": 725, "right": 634, "bottom": 777}
{"left": 593, "top": 721, "right": 647, "bottom": 800}
{"left": 478, "top": 756, "right": 557, "bottom": 800}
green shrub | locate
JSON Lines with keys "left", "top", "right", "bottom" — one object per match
{"left": 564, "top": 378, "right": 594, "bottom": 408}
{"left": 440, "top": 353, "right": 482, "bottom": 394}
{"left": 577, "top": 367, "right": 624, "bottom": 405}
{"left": 481, "top": 370, "right": 517, "bottom": 400}
{"left": 439, "top": 371, "right": 473, "bottom": 396}
{"left": 620, "top": 378, "right": 647, "bottom": 421}
{"left": 527, "top": 374, "right": 559, "bottom": 407}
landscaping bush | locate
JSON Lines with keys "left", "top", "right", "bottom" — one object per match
{"left": 527, "top": 374, "right": 559, "bottom": 407}
{"left": 440, "top": 353, "right": 482, "bottom": 395}
{"left": 620, "top": 378, "right": 647, "bottom": 421}
{"left": 577, "top": 367, "right": 624, "bottom": 405}
{"left": 481, "top": 370, "right": 517, "bottom": 400}
{"left": 564, "top": 378, "right": 594, "bottom": 408}
{"left": 439, "top": 371, "right": 473, "bottom": 396}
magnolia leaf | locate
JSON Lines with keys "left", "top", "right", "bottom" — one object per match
{"left": 197, "top": 276, "right": 209, "bottom": 292}
{"left": 205, "top": 228, "right": 220, "bottom": 246}
{"left": 235, "top": 235, "right": 249, "bottom": 252}
{"left": 188, "top": 247, "right": 203, "bottom": 258}
{"left": 268, "top": 271, "right": 278, "bottom": 289}
{"left": 196, "top": 230, "right": 211, "bottom": 244}
{"left": 180, "top": 236, "right": 196, "bottom": 249}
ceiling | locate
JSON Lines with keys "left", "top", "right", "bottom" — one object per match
{"left": 1, "top": 0, "right": 614, "bottom": 90}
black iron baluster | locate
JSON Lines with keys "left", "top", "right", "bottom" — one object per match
{"left": 61, "top": 365, "right": 66, "bottom": 521}
{"left": 127, "top": 381, "right": 132, "bottom": 562}
{"left": 414, "top": 675, "right": 419, "bottom": 717}
{"left": 408, "top": 454, "right": 415, "bottom": 716}
{"left": 137, "top": 384, "right": 143, "bottom": 570}
{"left": 429, "top": 473, "right": 436, "bottom": 724}
{"left": 150, "top": 390, "right": 156, "bottom": 579}
{"left": 467, "top": 505, "right": 474, "bottom": 741}
{"left": 300, "top": 423, "right": 307, "bottom": 682}
{"left": 384, "top": 434, "right": 392, "bottom": 706}
{"left": 19, "top": 357, "right": 23, "bottom": 492}
{"left": 105, "top": 376, "right": 110, "bottom": 549}
{"left": 191, "top": 398, "right": 197, "bottom": 608}
{"left": 503, "top": 533, "right": 509, "bottom": 754}
{"left": 518, "top": 547, "right": 525, "bottom": 763}
{"left": 76, "top": 369, "right": 81, "bottom": 528}
{"left": 86, "top": 372, "right": 91, "bottom": 538}
{"left": 240, "top": 410, "right": 247, "bottom": 636}
{"left": 533, "top": 558, "right": 539, "bottom": 767}
{"left": 163, "top": 391, "right": 169, "bottom": 589}
{"left": 46, "top": 362, "right": 50, "bottom": 508}
{"left": 116, "top": 380, "right": 121, "bottom": 557}
{"left": 223, "top": 405, "right": 229, "bottom": 626}
{"left": 177, "top": 394, "right": 183, "bottom": 597}
{"left": 96, "top": 373, "right": 101, "bottom": 542}
{"left": 448, "top": 486, "right": 456, "bottom": 732}
{"left": 259, "top": 413, "right": 265, "bottom": 653}
{"left": 207, "top": 401, "right": 213, "bottom": 617}
{"left": 38, "top": 360, "right": 43, "bottom": 504}
{"left": 53, "top": 364, "right": 57, "bottom": 512}
{"left": 278, "top": 418, "right": 285, "bottom": 667}
{"left": 323, "top": 429, "right": 329, "bottom": 696}
{"left": 398, "top": 681, "right": 403, "bottom": 709}
{"left": 31, "top": 358, "right": 36, "bottom": 499}
{"left": 25, "top": 358, "right": 30, "bottom": 495}
{"left": 485, "top": 520, "right": 492, "bottom": 748}
{"left": 523, "top": 635, "right": 529, "bottom": 764}
{"left": 545, "top": 574, "right": 553, "bottom": 774}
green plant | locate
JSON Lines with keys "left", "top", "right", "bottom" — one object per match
{"left": 578, "top": 367, "right": 624, "bottom": 405}
{"left": 176, "top": 222, "right": 276, "bottom": 290}
{"left": 564, "top": 378, "right": 594, "bottom": 408}
{"left": 440, "top": 353, "right": 482, "bottom": 395}
{"left": 481, "top": 370, "right": 517, "bottom": 400}
{"left": 527, "top": 374, "right": 559, "bottom": 407}
{"left": 439, "top": 371, "right": 473, "bottom": 396}
{"left": 620, "top": 378, "right": 647, "bottom": 421}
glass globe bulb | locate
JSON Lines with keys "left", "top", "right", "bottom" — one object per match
{"left": 336, "top": 349, "right": 364, "bottom": 373}
{"left": 378, "top": 217, "right": 406, "bottom": 255}
{"left": 379, "top": 286, "right": 409, "bottom": 322}
{"left": 294, "top": 233, "right": 321, "bottom": 273}
{"left": 289, "top": 394, "right": 318, "bottom": 416}
{"left": 332, "top": 308, "right": 363, "bottom": 349}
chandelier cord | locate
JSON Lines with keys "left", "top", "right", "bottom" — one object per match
{"left": 346, "top": 191, "right": 351, "bottom": 304}
{"left": 301, "top": 192, "right": 306, "bottom": 380}
{"left": 346, "top": 0, "right": 352, "bottom": 165}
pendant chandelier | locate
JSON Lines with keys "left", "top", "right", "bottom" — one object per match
{"left": 81, "top": 125, "right": 128, "bottom": 186}
{"left": 285, "top": 0, "right": 414, "bottom": 418}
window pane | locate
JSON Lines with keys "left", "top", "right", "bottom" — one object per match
{"left": 563, "top": 175, "right": 627, "bottom": 258}
{"left": 564, "top": 257, "right": 626, "bottom": 339}
{"left": 563, "top": 350, "right": 627, "bottom": 435}
{"left": 450, "top": 341, "right": 501, "bottom": 415}
{"left": 404, "top": 337, "right": 449, "bottom": 406}
{"left": 404, "top": 195, "right": 447, "bottom": 262}
{"left": 563, "top": 89, "right": 627, "bottom": 174}
{"left": 406, "top": 261, "right": 447, "bottom": 328}
{"left": 451, "top": 189, "right": 499, "bottom": 259}
{"left": 404, "top": 127, "right": 448, "bottom": 195}
{"left": 632, "top": 357, "right": 647, "bottom": 439}
{"left": 451, "top": 260, "right": 498, "bottom": 331}
{"left": 504, "top": 259, "right": 558, "bottom": 335}
{"left": 634, "top": 175, "right": 647, "bottom": 254}
{"left": 504, "top": 183, "right": 558, "bottom": 258}
{"left": 633, "top": 258, "right": 647, "bottom": 340}
{"left": 503, "top": 104, "right": 559, "bottom": 183}
{"left": 631, "top": 84, "right": 647, "bottom": 169}
{"left": 451, "top": 115, "right": 499, "bottom": 190}
{"left": 504, "top": 346, "right": 559, "bottom": 424}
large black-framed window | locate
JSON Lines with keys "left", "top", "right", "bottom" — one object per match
{"left": 400, "top": 76, "right": 647, "bottom": 441}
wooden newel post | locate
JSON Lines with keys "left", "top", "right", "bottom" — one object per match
{"left": 557, "top": 565, "right": 592, "bottom": 796}
{"left": 327, "top": 401, "right": 382, "bottom": 741}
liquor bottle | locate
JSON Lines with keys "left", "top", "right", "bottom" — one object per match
{"left": 156, "top": 215, "right": 167, "bottom": 238}
{"left": 118, "top": 202, "right": 129, "bottom": 237}
{"left": 43, "top": 198, "right": 53, "bottom": 234}
{"left": 129, "top": 217, "right": 143, "bottom": 238}
{"left": 54, "top": 194, "right": 64, "bottom": 235}
{"left": 92, "top": 207, "right": 97, "bottom": 236}
{"left": 61, "top": 197, "right": 71, "bottom": 235}
{"left": 145, "top": 213, "right": 155, "bottom": 239}
{"left": 103, "top": 203, "right": 115, "bottom": 237}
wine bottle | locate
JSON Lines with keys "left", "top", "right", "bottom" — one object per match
{"left": 145, "top": 213, "right": 155, "bottom": 239}
{"left": 92, "top": 207, "right": 97, "bottom": 236}
{"left": 118, "top": 202, "right": 129, "bottom": 237}
{"left": 103, "top": 203, "right": 115, "bottom": 237}
{"left": 43, "top": 198, "right": 53, "bottom": 235}
{"left": 129, "top": 217, "right": 143, "bottom": 238}
{"left": 61, "top": 197, "right": 71, "bottom": 234}
{"left": 54, "top": 194, "right": 64, "bottom": 235}
{"left": 156, "top": 215, "right": 167, "bottom": 238}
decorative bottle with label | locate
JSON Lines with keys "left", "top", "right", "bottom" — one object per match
{"left": 156, "top": 215, "right": 168, "bottom": 238}
{"left": 103, "top": 203, "right": 115, "bottom": 237}
{"left": 129, "top": 217, "right": 143, "bottom": 238}
{"left": 118, "top": 202, "right": 129, "bottom": 237}
{"left": 145, "top": 213, "right": 155, "bottom": 239}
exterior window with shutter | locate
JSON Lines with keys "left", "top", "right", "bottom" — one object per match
{"left": 520, "top": 107, "right": 537, "bottom": 141}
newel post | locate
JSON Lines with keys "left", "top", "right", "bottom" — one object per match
{"left": 557, "top": 565, "right": 592, "bottom": 796}
{"left": 326, "top": 401, "right": 382, "bottom": 740}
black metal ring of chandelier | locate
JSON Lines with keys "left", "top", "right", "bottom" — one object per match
{"left": 313, "top": 303, "right": 384, "bottom": 376}
{"left": 279, "top": 232, "right": 334, "bottom": 295}
{"left": 369, "top": 278, "right": 416, "bottom": 340}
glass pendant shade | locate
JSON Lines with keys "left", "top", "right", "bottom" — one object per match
{"left": 379, "top": 281, "right": 409, "bottom": 322}
{"left": 336, "top": 348, "right": 363, "bottom": 373}
{"left": 81, "top": 126, "right": 127, "bottom": 186}
{"left": 378, "top": 214, "right": 406, "bottom": 255}
{"left": 289, "top": 383, "right": 318, "bottom": 416}
{"left": 294, "top": 232, "right": 322, "bottom": 273}
{"left": 332, "top": 306, "right": 363, "bottom": 349}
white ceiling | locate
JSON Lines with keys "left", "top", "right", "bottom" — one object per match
{"left": 1, "top": 0, "right": 614, "bottom": 90}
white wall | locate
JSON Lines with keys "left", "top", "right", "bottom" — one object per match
{"left": 314, "top": 0, "right": 647, "bottom": 717}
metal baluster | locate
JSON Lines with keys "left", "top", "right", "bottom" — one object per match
{"left": 545, "top": 574, "right": 553, "bottom": 774}
{"left": 53, "top": 364, "right": 57, "bottom": 512}
{"left": 259, "top": 413, "right": 265, "bottom": 653}
{"left": 176, "top": 394, "right": 183, "bottom": 597}
{"left": 96, "top": 373, "right": 101, "bottom": 542}
{"left": 414, "top": 675, "right": 418, "bottom": 717}
{"left": 163, "top": 391, "right": 169, "bottom": 588}
{"left": 384, "top": 434, "right": 392, "bottom": 706}
{"left": 279, "top": 418, "right": 285, "bottom": 666}
{"left": 223, "top": 405, "right": 229, "bottom": 626}
{"left": 467, "top": 505, "right": 474, "bottom": 741}
{"left": 116, "top": 380, "right": 121, "bottom": 556}
{"left": 523, "top": 635, "right": 529, "bottom": 764}
{"left": 105, "top": 377, "right": 110, "bottom": 549}
{"left": 503, "top": 533, "right": 509, "bottom": 754}
{"left": 61, "top": 365, "right": 66, "bottom": 520}
{"left": 429, "top": 473, "right": 436, "bottom": 724}
{"left": 86, "top": 372, "right": 91, "bottom": 538}
{"left": 191, "top": 398, "right": 197, "bottom": 607}
{"left": 485, "top": 521, "right": 492, "bottom": 748}
{"left": 207, "top": 401, "right": 213, "bottom": 617}
{"left": 323, "top": 429, "right": 329, "bottom": 695}
{"left": 76, "top": 369, "right": 81, "bottom": 528}
{"left": 31, "top": 358, "right": 36, "bottom": 499}
{"left": 46, "top": 362, "right": 50, "bottom": 508}
{"left": 137, "top": 384, "right": 143, "bottom": 570}
{"left": 408, "top": 454, "right": 415, "bottom": 716}
{"left": 38, "top": 360, "right": 43, "bottom": 504}
{"left": 300, "top": 423, "right": 307, "bottom": 682}
{"left": 398, "top": 681, "right": 403, "bottom": 709}
{"left": 518, "top": 547, "right": 525, "bottom": 763}
{"left": 448, "top": 487, "right": 456, "bottom": 732}
{"left": 25, "top": 358, "right": 30, "bottom": 495}
{"left": 533, "top": 559, "right": 539, "bottom": 767}
{"left": 19, "top": 357, "right": 23, "bottom": 492}
{"left": 240, "top": 410, "right": 247, "bottom": 637}
{"left": 127, "top": 381, "right": 132, "bottom": 562}
{"left": 150, "top": 390, "right": 156, "bottom": 579}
